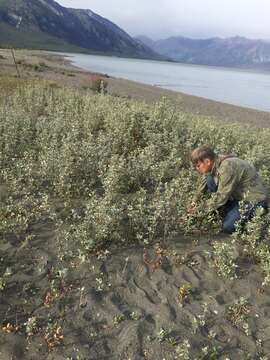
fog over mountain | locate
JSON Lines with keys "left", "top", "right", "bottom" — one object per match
{"left": 136, "top": 35, "right": 270, "bottom": 69}
{"left": 0, "top": 0, "right": 160, "bottom": 58}
{"left": 1, "top": 0, "right": 270, "bottom": 69}
{"left": 58, "top": 0, "right": 270, "bottom": 41}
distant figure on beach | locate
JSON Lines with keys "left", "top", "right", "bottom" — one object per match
{"left": 188, "top": 145, "right": 268, "bottom": 233}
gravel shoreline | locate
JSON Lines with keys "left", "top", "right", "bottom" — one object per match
{"left": 59, "top": 51, "right": 270, "bottom": 128}
{"left": 1, "top": 48, "right": 270, "bottom": 128}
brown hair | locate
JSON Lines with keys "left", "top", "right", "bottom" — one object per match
{"left": 191, "top": 145, "right": 216, "bottom": 165}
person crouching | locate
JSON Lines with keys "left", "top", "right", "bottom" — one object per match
{"left": 188, "top": 145, "right": 268, "bottom": 234}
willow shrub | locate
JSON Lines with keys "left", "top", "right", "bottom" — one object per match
{"left": 0, "top": 81, "right": 270, "bottom": 257}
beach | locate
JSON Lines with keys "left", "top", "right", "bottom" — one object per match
{"left": 1, "top": 48, "right": 270, "bottom": 360}
{"left": 1, "top": 48, "right": 270, "bottom": 128}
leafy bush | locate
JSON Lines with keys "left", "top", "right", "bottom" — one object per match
{"left": 90, "top": 75, "right": 108, "bottom": 93}
{"left": 0, "top": 80, "right": 270, "bottom": 266}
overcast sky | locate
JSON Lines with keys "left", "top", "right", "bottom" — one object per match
{"left": 57, "top": 0, "right": 270, "bottom": 41}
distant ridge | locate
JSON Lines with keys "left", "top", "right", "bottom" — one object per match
{"left": 0, "top": 0, "right": 160, "bottom": 59}
{"left": 136, "top": 35, "right": 270, "bottom": 69}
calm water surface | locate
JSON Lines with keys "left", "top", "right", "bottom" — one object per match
{"left": 64, "top": 53, "right": 270, "bottom": 112}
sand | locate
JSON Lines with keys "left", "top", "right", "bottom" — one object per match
{"left": 1, "top": 225, "right": 270, "bottom": 359}
{"left": 1, "top": 48, "right": 270, "bottom": 359}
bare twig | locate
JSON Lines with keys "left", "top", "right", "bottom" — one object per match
{"left": 11, "top": 49, "right": 20, "bottom": 78}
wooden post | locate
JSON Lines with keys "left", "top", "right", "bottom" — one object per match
{"left": 11, "top": 49, "right": 20, "bottom": 78}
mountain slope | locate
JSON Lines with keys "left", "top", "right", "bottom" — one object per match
{"left": 0, "top": 22, "right": 86, "bottom": 52}
{"left": 136, "top": 35, "right": 270, "bottom": 69}
{"left": 0, "top": 0, "right": 158, "bottom": 58}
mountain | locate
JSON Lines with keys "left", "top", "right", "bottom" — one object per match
{"left": 0, "top": 0, "right": 158, "bottom": 58}
{"left": 136, "top": 35, "right": 270, "bottom": 69}
{"left": 135, "top": 35, "right": 155, "bottom": 49}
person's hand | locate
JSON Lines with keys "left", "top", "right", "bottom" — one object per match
{"left": 187, "top": 204, "right": 196, "bottom": 216}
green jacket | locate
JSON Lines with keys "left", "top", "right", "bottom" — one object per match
{"left": 195, "top": 155, "right": 268, "bottom": 211}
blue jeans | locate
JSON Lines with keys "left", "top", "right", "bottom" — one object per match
{"left": 206, "top": 175, "right": 267, "bottom": 234}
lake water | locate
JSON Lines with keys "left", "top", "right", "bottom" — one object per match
{"left": 64, "top": 53, "right": 270, "bottom": 112}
